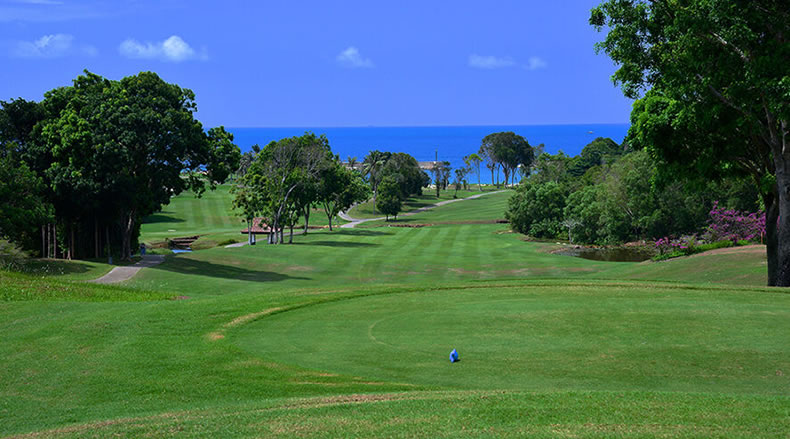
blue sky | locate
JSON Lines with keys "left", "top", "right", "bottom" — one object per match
{"left": 0, "top": 0, "right": 633, "bottom": 127}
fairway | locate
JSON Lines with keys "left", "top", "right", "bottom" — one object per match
{"left": 235, "top": 282, "right": 790, "bottom": 395}
{"left": 3, "top": 178, "right": 789, "bottom": 438}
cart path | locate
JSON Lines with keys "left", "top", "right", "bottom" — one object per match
{"left": 91, "top": 255, "right": 165, "bottom": 284}
{"left": 338, "top": 190, "right": 508, "bottom": 228}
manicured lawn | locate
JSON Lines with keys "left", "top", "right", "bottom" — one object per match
{"left": 126, "top": 224, "right": 618, "bottom": 296}
{"left": 139, "top": 184, "right": 346, "bottom": 250}
{"left": 362, "top": 189, "right": 512, "bottom": 225}
{"left": 2, "top": 189, "right": 786, "bottom": 438}
{"left": 347, "top": 188, "right": 492, "bottom": 219}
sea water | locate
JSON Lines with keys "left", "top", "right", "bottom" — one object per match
{"left": 228, "top": 124, "right": 629, "bottom": 184}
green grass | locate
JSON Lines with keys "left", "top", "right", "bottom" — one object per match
{"left": 362, "top": 190, "right": 511, "bottom": 226}
{"left": 347, "top": 188, "right": 492, "bottom": 219}
{"left": 2, "top": 190, "right": 787, "bottom": 438}
{"left": 139, "top": 184, "right": 345, "bottom": 250}
{"left": 126, "top": 224, "right": 618, "bottom": 296}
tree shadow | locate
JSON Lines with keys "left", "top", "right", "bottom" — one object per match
{"left": 151, "top": 257, "right": 309, "bottom": 282}
{"left": 17, "top": 259, "right": 97, "bottom": 276}
{"left": 142, "top": 213, "right": 185, "bottom": 225}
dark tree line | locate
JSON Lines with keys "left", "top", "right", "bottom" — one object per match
{"left": 0, "top": 70, "right": 240, "bottom": 261}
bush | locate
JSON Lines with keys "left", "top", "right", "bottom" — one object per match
{"left": 506, "top": 182, "right": 566, "bottom": 238}
{"left": 704, "top": 201, "right": 765, "bottom": 243}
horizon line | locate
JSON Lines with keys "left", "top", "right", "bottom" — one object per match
{"left": 221, "top": 122, "right": 630, "bottom": 129}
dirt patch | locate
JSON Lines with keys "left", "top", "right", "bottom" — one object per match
{"left": 206, "top": 332, "right": 225, "bottom": 341}
{"left": 172, "top": 295, "right": 190, "bottom": 300}
{"left": 224, "top": 307, "right": 284, "bottom": 328}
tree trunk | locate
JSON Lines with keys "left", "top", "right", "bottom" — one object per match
{"left": 94, "top": 218, "right": 99, "bottom": 259}
{"left": 775, "top": 157, "right": 790, "bottom": 286}
{"left": 289, "top": 224, "right": 294, "bottom": 244}
{"left": 765, "top": 193, "right": 778, "bottom": 286}
{"left": 41, "top": 225, "right": 45, "bottom": 258}
{"left": 120, "top": 210, "right": 135, "bottom": 260}
{"left": 303, "top": 205, "right": 310, "bottom": 234}
{"left": 105, "top": 225, "right": 111, "bottom": 264}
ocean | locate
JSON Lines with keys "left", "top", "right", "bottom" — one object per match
{"left": 228, "top": 124, "right": 630, "bottom": 184}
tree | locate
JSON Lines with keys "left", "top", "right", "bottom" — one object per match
{"left": 506, "top": 181, "right": 566, "bottom": 238}
{"left": 454, "top": 166, "right": 471, "bottom": 195}
{"left": 0, "top": 144, "right": 51, "bottom": 251}
{"left": 568, "top": 137, "right": 623, "bottom": 177}
{"left": 319, "top": 159, "right": 371, "bottom": 231}
{"left": 376, "top": 176, "right": 402, "bottom": 221}
{"left": 246, "top": 133, "right": 330, "bottom": 244}
{"left": 33, "top": 71, "right": 240, "bottom": 260}
{"left": 591, "top": 1, "right": 790, "bottom": 285}
{"left": 480, "top": 132, "right": 534, "bottom": 186}
{"left": 464, "top": 153, "right": 483, "bottom": 191}
{"left": 362, "top": 150, "right": 391, "bottom": 205}
{"left": 431, "top": 161, "right": 451, "bottom": 197}
{"left": 380, "top": 152, "right": 427, "bottom": 199}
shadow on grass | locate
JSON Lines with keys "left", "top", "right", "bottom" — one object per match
{"left": 142, "top": 213, "right": 185, "bottom": 225}
{"left": 294, "top": 241, "right": 378, "bottom": 248}
{"left": 13, "top": 259, "right": 97, "bottom": 276}
{"left": 151, "top": 257, "right": 309, "bottom": 283}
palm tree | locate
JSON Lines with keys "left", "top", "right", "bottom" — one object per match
{"left": 346, "top": 156, "right": 358, "bottom": 172}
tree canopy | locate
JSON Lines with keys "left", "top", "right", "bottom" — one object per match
{"left": 591, "top": 0, "right": 789, "bottom": 285}
{"left": 0, "top": 70, "right": 240, "bottom": 260}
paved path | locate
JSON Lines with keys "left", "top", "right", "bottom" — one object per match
{"left": 339, "top": 190, "right": 508, "bottom": 228}
{"left": 91, "top": 255, "right": 165, "bottom": 284}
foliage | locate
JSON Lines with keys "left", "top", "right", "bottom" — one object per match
{"left": 375, "top": 176, "right": 402, "bottom": 220}
{"left": 591, "top": 0, "right": 789, "bottom": 285}
{"left": 0, "top": 144, "right": 51, "bottom": 248}
{"left": 479, "top": 131, "right": 534, "bottom": 186}
{"left": 319, "top": 159, "right": 371, "bottom": 230}
{"left": 464, "top": 153, "right": 483, "bottom": 191}
{"left": 235, "top": 132, "right": 330, "bottom": 244}
{"left": 704, "top": 201, "right": 766, "bottom": 244}
{"left": 380, "top": 152, "right": 428, "bottom": 199}
{"left": 506, "top": 181, "right": 566, "bottom": 238}
{"left": 1, "top": 71, "right": 240, "bottom": 260}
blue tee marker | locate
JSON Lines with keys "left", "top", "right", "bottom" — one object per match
{"left": 449, "top": 349, "right": 459, "bottom": 363}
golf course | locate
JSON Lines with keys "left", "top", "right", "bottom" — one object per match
{"left": 1, "top": 186, "right": 788, "bottom": 438}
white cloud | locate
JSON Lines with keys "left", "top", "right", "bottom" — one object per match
{"left": 119, "top": 35, "right": 206, "bottom": 62}
{"left": 468, "top": 54, "right": 516, "bottom": 69}
{"left": 336, "top": 46, "right": 373, "bottom": 68}
{"left": 525, "top": 56, "right": 548, "bottom": 71}
{"left": 11, "top": 33, "right": 97, "bottom": 58}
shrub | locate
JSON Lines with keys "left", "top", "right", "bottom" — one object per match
{"left": 705, "top": 201, "right": 765, "bottom": 243}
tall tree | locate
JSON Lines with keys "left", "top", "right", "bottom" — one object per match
{"left": 480, "top": 132, "right": 534, "bottom": 186}
{"left": 36, "top": 71, "right": 241, "bottom": 259}
{"left": 319, "top": 160, "right": 371, "bottom": 231}
{"left": 244, "top": 133, "right": 330, "bottom": 244}
{"left": 591, "top": 0, "right": 790, "bottom": 285}
{"left": 376, "top": 176, "right": 402, "bottom": 221}
{"left": 464, "top": 153, "right": 483, "bottom": 191}
{"left": 362, "top": 150, "right": 391, "bottom": 205}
